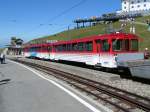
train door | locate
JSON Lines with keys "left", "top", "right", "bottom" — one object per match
{"left": 47, "top": 46, "right": 52, "bottom": 60}
{"left": 95, "top": 40, "right": 101, "bottom": 53}
{"left": 100, "top": 39, "right": 115, "bottom": 68}
{"left": 95, "top": 39, "right": 101, "bottom": 63}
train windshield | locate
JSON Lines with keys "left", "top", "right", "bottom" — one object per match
{"left": 112, "top": 39, "right": 138, "bottom": 52}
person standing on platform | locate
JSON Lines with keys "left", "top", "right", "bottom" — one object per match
{"left": 0, "top": 53, "right": 5, "bottom": 64}
{"left": 3, "top": 54, "right": 5, "bottom": 64}
{"left": 0, "top": 53, "right": 2, "bottom": 64}
{"left": 0, "top": 53, "right": 4, "bottom": 64}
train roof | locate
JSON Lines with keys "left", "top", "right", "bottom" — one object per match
{"left": 53, "top": 32, "right": 139, "bottom": 45}
{"left": 25, "top": 32, "right": 140, "bottom": 47}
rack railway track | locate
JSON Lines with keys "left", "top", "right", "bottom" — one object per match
{"left": 12, "top": 59, "right": 150, "bottom": 112}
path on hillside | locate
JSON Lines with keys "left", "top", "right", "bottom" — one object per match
{"left": 134, "top": 21, "right": 148, "bottom": 26}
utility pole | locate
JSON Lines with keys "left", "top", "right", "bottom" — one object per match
{"left": 128, "top": 0, "right": 131, "bottom": 12}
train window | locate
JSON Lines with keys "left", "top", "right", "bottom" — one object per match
{"left": 72, "top": 43, "right": 78, "bottom": 51}
{"left": 45, "top": 46, "right": 47, "bottom": 51}
{"left": 86, "top": 41, "right": 93, "bottom": 51}
{"left": 55, "top": 45, "right": 60, "bottom": 52}
{"left": 66, "top": 44, "right": 72, "bottom": 51}
{"left": 131, "top": 39, "right": 138, "bottom": 51}
{"left": 78, "top": 42, "right": 84, "bottom": 51}
{"left": 95, "top": 40, "right": 101, "bottom": 52}
{"left": 58, "top": 45, "right": 63, "bottom": 51}
{"left": 96, "top": 40, "right": 101, "bottom": 44}
{"left": 62, "top": 44, "right": 66, "bottom": 51}
{"left": 55, "top": 45, "right": 58, "bottom": 52}
{"left": 47, "top": 46, "right": 52, "bottom": 52}
{"left": 112, "top": 39, "right": 123, "bottom": 51}
{"left": 102, "top": 40, "right": 109, "bottom": 52}
{"left": 34, "top": 47, "right": 36, "bottom": 51}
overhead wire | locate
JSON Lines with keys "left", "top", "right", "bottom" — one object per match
{"left": 21, "top": 0, "right": 88, "bottom": 36}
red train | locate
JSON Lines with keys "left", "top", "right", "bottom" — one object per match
{"left": 24, "top": 32, "right": 144, "bottom": 69}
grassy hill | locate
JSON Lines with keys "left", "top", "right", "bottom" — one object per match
{"left": 30, "top": 16, "right": 150, "bottom": 51}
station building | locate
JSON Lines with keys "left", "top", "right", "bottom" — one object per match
{"left": 6, "top": 45, "right": 23, "bottom": 55}
{"left": 122, "top": 0, "right": 150, "bottom": 12}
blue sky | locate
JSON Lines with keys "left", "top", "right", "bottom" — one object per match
{"left": 0, "top": 0, "right": 121, "bottom": 47}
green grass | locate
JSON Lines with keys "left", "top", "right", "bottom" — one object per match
{"left": 135, "top": 15, "right": 150, "bottom": 23}
{"left": 30, "top": 16, "right": 150, "bottom": 51}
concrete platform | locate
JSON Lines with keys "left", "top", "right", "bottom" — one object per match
{"left": 127, "top": 60, "right": 150, "bottom": 79}
{"left": 0, "top": 60, "right": 109, "bottom": 112}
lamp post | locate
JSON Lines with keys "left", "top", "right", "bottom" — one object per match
{"left": 128, "top": 0, "right": 131, "bottom": 12}
{"left": 130, "top": 18, "right": 135, "bottom": 34}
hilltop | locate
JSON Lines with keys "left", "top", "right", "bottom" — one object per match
{"left": 30, "top": 16, "right": 150, "bottom": 51}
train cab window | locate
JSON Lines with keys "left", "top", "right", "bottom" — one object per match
{"left": 29, "top": 48, "right": 32, "bottom": 52}
{"left": 34, "top": 47, "right": 36, "bottom": 52}
{"left": 86, "top": 41, "right": 93, "bottom": 51}
{"left": 37, "top": 47, "right": 41, "bottom": 51}
{"left": 78, "top": 42, "right": 84, "bottom": 51}
{"left": 112, "top": 39, "right": 123, "bottom": 51}
{"left": 102, "top": 40, "right": 110, "bottom": 52}
{"left": 59, "top": 45, "right": 64, "bottom": 51}
{"left": 43, "top": 46, "right": 47, "bottom": 51}
{"left": 33, "top": 47, "right": 36, "bottom": 52}
{"left": 34, "top": 47, "right": 36, "bottom": 51}
{"left": 30, "top": 47, "right": 34, "bottom": 52}
{"left": 130, "top": 39, "right": 138, "bottom": 51}
{"left": 113, "top": 39, "right": 130, "bottom": 52}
